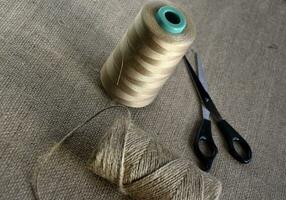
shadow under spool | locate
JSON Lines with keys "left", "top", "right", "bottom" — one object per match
{"left": 100, "top": 0, "right": 195, "bottom": 108}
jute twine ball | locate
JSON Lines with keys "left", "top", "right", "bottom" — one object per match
{"left": 89, "top": 119, "right": 222, "bottom": 200}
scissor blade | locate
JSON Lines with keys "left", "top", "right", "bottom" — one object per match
{"left": 184, "top": 56, "right": 223, "bottom": 121}
{"left": 195, "top": 53, "right": 210, "bottom": 120}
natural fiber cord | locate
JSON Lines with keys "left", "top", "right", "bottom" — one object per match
{"left": 32, "top": 106, "right": 221, "bottom": 200}
{"left": 89, "top": 118, "right": 222, "bottom": 200}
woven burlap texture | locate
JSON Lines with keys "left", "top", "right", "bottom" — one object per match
{"left": 0, "top": 0, "right": 285, "bottom": 199}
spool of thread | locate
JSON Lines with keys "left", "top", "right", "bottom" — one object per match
{"left": 100, "top": 0, "right": 195, "bottom": 107}
{"left": 89, "top": 118, "right": 222, "bottom": 200}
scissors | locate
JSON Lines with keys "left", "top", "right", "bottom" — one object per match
{"left": 183, "top": 52, "right": 252, "bottom": 172}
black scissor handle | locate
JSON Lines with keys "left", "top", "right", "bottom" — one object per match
{"left": 217, "top": 120, "right": 252, "bottom": 164}
{"left": 194, "top": 119, "right": 218, "bottom": 171}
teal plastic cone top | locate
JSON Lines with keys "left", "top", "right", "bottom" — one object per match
{"left": 155, "top": 5, "right": 187, "bottom": 34}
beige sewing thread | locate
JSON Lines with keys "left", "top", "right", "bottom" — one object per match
{"left": 100, "top": 0, "right": 195, "bottom": 107}
{"left": 89, "top": 118, "right": 222, "bottom": 200}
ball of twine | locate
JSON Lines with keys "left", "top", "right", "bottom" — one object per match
{"left": 89, "top": 118, "right": 222, "bottom": 200}
{"left": 100, "top": 0, "right": 196, "bottom": 108}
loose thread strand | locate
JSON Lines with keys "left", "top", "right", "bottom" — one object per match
{"left": 30, "top": 105, "right": 131, "bottom": 200}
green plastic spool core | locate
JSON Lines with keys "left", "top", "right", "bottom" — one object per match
{"left": 155, "top": 6, "right": 187, "bottom": 34}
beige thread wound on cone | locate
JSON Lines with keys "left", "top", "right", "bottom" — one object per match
{"left": 89, "top": 119, "right": 222, "bottom": 200}
{"left": 100, "top": 1, "right": 195, "bottom": 107}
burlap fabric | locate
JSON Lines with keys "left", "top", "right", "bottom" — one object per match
{"left": 0, "top": 0, "right": 285, "bottom": 199}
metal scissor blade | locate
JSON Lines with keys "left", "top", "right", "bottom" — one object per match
{"left": 184, "top": 56, "right": 222, "bottom": 121}
{"left": 195, "top": 52, "right": 210, "bottom": 120}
